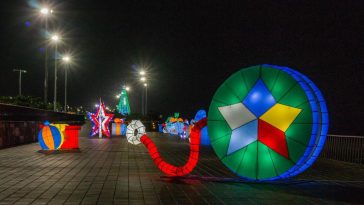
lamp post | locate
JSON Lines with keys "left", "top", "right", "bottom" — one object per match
{"left": 40, "top": 7, "right": 52, "bottom": 103}
{"left": 140, "top": 76, "right": 146, "bottom": 115}
{"left": 144, "top": 83, "right": 148, "bottom": 117}
{"left": 51, "top": 34, "right": 60, "bottom": 111}
{"left": 62, "top": 55, "right": 71, "bottom": 112}
{"left": 13, "top": 69, "right": 27, "bottom": 96}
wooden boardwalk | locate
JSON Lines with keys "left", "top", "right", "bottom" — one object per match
{"left": 0, "top": 131, "right": 363, "bottom": 205}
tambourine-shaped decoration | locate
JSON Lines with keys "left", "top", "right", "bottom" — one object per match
{"left": 208, "top": 64, "right": 328, "bottom": 180}
{"left": 126, "top": 120, "right": 146, "bottom": 145}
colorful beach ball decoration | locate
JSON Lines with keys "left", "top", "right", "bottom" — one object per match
{"left": 51, "top": 123, "right": 68, "bottom": 147}
{"left": 208, "top": 64, "right": 329, "bottom": 180}
{"left": 38, "top": 121, "right": 63, "bottom": 150}
{"left": 126, "top": 120, "right": 146, "bottom": 145}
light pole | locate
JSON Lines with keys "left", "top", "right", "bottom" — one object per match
{"left": 62, "top": 55, "right": 71, "bottom": 112}
{"left": 40, "top": 7, "right": 52, "bottom": 103}
{"left": 13, "top": 69, "right": 27, "bottom": 96}
{"left": 144, "top": 83, "right": 148, "bottom": 117}
{"left": 51, "top": 34, "right": 60, "bottom": 111}
{"left": 140, "top": 76, "right": 146, "bottom": 115}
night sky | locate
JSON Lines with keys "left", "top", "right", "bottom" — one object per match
{"left": 0, "top": 1, "right": 363, "bottom": 135}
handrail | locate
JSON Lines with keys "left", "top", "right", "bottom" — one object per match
{"left": 327, "top": 134, "right": 364, "bottom": 139}
{"left": 320, "top": 135, "right": 364, "bottom": 164}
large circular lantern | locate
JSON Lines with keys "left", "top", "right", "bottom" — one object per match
{"left": 208, "top": 64, "right": 328, "bottom": 180}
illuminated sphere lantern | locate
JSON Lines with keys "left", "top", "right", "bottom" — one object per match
{"left": 38, "top": 121, "right": 63, "bottom": 150}
{"left": 208, "top": 64, "right": 329, "bottom": 180}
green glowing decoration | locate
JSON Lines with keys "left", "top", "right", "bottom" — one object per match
{"left": 208, "top": 64, "right": 328, "bottom": 181}
{"left": 116, "top": 86, "right": 131, "bottom": 116}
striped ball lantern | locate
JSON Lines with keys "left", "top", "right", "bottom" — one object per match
{"left": 51, "top": 123, "right": 68, "bottom": 147}
{"left": 38, "top": 121, "right": 63, "bottom": 150}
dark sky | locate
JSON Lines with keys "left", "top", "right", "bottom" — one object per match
{"left": 0, "top": 0, "right": 363, "bottom": 135}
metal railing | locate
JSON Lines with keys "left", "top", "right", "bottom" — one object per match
{"left": 320, "top": 134, "right": 364, "bottom": 164}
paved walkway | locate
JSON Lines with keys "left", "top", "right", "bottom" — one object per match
{"left": 0, "top": 128, "right": 363, "bottom": 204}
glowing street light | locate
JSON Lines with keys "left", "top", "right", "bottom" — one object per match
{"left": 62, "top": 55, "right": 70, "bottom": 63}
{"left": 51, "top": 34, "right": 60, "bottom": 42}
{"left": 125, "top": 86, "right": 130, "bottom": 91}
{"left": 62, "top": 55, "right": 72, "bottom": 112}
{"left": 52, "top": 34, "right": 61, "bottom": 111}
{"left": 140, "top": 77, "right": 147, "bottom": 115}
{"left": 39, "top": 6, "right": 53, "bottom": 103}
{"left": 40, "top": 7, "right": 53, "bottom": 15}
{"left": 40, "top": 8, "right": 49, "bottom": 15}
{"left": 137, "top": 67, "right": 150, "bottom": 115}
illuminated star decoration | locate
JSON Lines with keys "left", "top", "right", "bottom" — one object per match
{"left": 87, "top": 99, "right": 114, "bottom": 138}
{"left": 218, "top": 79, "right": 302, "bottom": 159}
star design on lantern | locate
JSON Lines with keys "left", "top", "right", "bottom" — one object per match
{"left": 87, "top": 99, "right": 114, "bottom": 138}
{"left": 218, "top": 79, "right": 302, "bottom": 158}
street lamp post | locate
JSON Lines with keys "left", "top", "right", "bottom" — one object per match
{"left": 13, "top": 69, "right": 27, "bottom": 96}
{"left": 62, "top": 55, "right": 71, "bottom": 112}
{"left": 144, "top": 83, "right": 148, "bottom": 117}
{"left": 140, "top": 76, "right": 146, "bottom": 115}
{"left": 40, "top": 7, "right": 51, "bottom": 103}
{"left": 141, "top": 88, "right": 144, "bottom": 116}
{"left": 65, "top": 63, "right": 68, "bottom": 112}
{"left": 51, "top": 34, "right": 60, "bottom": 111}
